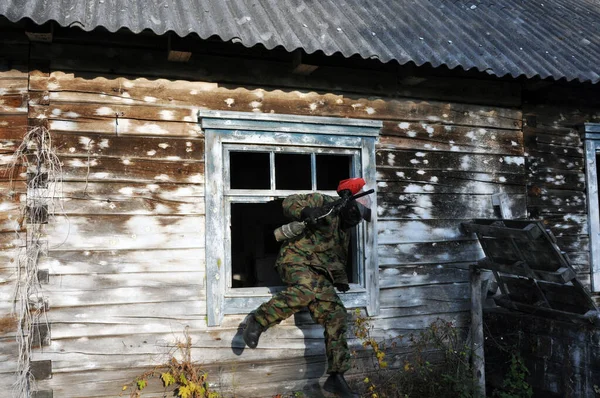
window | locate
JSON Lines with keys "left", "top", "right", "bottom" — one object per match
{"left": 227, "top": 149, "right": 357, "bottom": 288}
{"left": 585, "top": 123, "right": 600, "bottom": 292}
{"left": 201, "top": 111, "right": 381, "bottom": 326}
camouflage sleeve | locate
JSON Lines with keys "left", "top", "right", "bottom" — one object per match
{"left": 282, "top": 193, "right": 327, "bottom": 220}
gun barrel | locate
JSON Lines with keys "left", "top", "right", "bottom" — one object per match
{"left": 353, "top": 189, "right": 374, "bottom": 200}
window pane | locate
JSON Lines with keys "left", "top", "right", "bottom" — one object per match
{"left": 316, "top": 154, "right": 352, "bottom": 190}
{"left": 231, "top": 201, "right": 285, "bottom": 288}
{"left": 230, "top": 151, "right": 270, "bottom": 189}
{"left": 275, "top": 153, "right": 311, "bottom": 190}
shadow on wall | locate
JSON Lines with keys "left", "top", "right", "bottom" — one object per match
{"left": 230, "top": 311, "right": 328, "bottom": 397}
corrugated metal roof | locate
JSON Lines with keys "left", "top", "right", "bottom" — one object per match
{"left": 2, "top": 0, "right": 600, "bottom": 83}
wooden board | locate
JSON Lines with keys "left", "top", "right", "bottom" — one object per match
{"left": 380, "top": 121, "right": 523, "bottom": 155}
{"left": 378, "top": 239, "right": 483, "bottom": 266}
{"left": 57, "top": 156, "right": 204, "bottom": 184}
{"left": 496, "top": 276, "right": 597, "bottom": 316}
{"left": 44, "top": 215, "right": 205, "bottom": 251}
{"left": 377, "top": 193, "right": 527, "bottom": 220}
{"left": 30, "top": 72, "right": 522, "bottom": 129}
{"left": 47, "top": 131, "right": 205, "bottom": 160}
{"left": 376, "top": 149, "right": 525, "bottom": 174}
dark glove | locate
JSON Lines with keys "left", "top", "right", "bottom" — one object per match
{"left": 301, "top": 206, "right": 328, "bottom": 225}
{"left": 334, "top": 283, "right": 350, "bottom": 293}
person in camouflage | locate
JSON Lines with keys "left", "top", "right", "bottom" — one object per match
{"left": 243, "top": 178, "right": 371, "bottom": 398}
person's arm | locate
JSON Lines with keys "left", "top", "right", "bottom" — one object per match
{"left": 282, "top": 193, "right": 326, "bottom": 220}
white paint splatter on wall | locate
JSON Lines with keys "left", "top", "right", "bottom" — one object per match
{"left": 78, "top": 137, "right": 94, "bottom": 147}
{"left": 187, "top": 174, "right": 204, "bottom": 184}
{"left": 503, "top": 156, "right": 525, "bottom": 166}
{"left": 95, "top": 106, "right": 114, "bottom": 116}
{"left": 160, "top": 110, "right": 175, "bottom": 120}
{"left": 50, "top": 121, "right": 78, "bottom": 131}
{"left": 136, "top": 124, "right": 169, "bottom": 135}
{"left": 69, "top": 159, "right": 98, "bottom": 168}
{"left": 154, "top": 174, "right": 171, "bottom": 181}
{"left": 119, "top": 187, "right": 135, "bottom": 195}
{"left": 460, "top": 155, "right": 471, "bottom": 170}
{"left": 413, "top": 196, "right": 433, "bottom": 219}
{"left": 387, "top": 153, "right": 395, "bottom": 166}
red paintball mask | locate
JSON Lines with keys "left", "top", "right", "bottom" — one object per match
{"left": 337, "top": 178, "right": 372, "bottom": 226}
{"left": 337, "top": 177, "right": 366, "bottom": 196}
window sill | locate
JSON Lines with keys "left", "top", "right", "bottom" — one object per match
{"left": 223, "top": 286, "right": 370, "bottom": 316}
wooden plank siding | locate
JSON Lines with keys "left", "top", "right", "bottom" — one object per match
{"left": 0, "top": 63, "right": 28, "bottom": 390}
{"left": 17, "top": 68, "right": 529, "bottom": 397}
{"left": 523, "top": 106, "right": 598, "bottom": 289}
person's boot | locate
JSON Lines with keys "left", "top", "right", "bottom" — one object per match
{"left": 243, "top": 314, "right": 264, "bottom": 349}
{"left": 323, "top": 372, "right": 359, "bottom": 398}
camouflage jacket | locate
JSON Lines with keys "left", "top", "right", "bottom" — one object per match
{"left": 276, "top": 192, "right": 350, "bottom": 285}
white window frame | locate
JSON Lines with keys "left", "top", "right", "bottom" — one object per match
{"left": 585, "top": 123, "right": 600, "bottom": 292}
{"left": 201, "top": 110, "right": 381, "bottom": 326}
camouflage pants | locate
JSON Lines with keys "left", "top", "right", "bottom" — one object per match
{"left": 254, "top": 262, "right": 351, "bottom": 374}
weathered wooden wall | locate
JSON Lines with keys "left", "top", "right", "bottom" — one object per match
{"left": 0, "top": 35, "right": 29, "bottom": 391}
{"left": 523, "top": 104, "right": 600, "bottom": 289}
{"left": 18, "top": 69, "right": 523, "bottom": 397}
{"left": 0, "top": 34, "right": 597, "bottom": 398}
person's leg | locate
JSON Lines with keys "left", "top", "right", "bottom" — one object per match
{"left": 244, "top": 263, "right": 316, "bottom": 348}
{"left": 308, "top": 276, "right": 358, "bottom": 397}
{"left": 309, "top": 292, "right": 351, "bottom": 374}
{"left": 254, "top": 263, "right": 317, "bottom": 327}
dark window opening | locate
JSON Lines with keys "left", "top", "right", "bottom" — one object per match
{"left": 317, "top": 154, "right": 352, "bottom": 190}
{"left": 230, "top": 151, "right": 270, "bottom": 189}
{"left": 275, "top": 153, "right": 311, "bottom": 190}
{"left": 231, "top": 201, "right": 286, "bottom": 288}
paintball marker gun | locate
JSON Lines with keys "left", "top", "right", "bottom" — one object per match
{"left": 273, "top": 189, "right": 374, "bottom": 242}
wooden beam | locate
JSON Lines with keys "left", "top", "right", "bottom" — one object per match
{"left": 470, "top": 267, "right": 485, "bottom": 397}
{"left": 167, "top": 34, "right": 192, "bottom": 63}
{"left": 26, "top": 21, "right": 53, "bottom": 43}
{"left": 292, "top": 50, "right": 318, "bottom": 75}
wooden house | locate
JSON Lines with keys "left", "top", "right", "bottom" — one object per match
{"left": 1, "top": 1, "right": 600, "bottom": 396}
